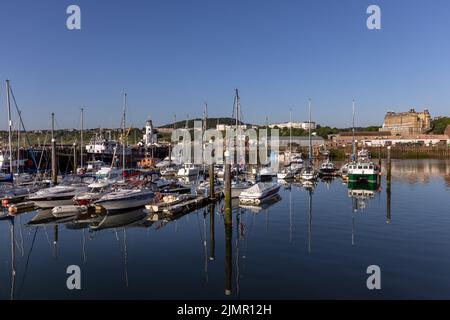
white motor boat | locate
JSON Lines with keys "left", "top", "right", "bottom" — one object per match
{"left": 95, "top": 188, "right": 155, "bottom": 211}
{"left": 197, "top": 180, "right": 223, "bottom": 196}
{"left": 73, "top": 180, "right": 114, "bottom": 206}
{"left": 259, "top": 167, "right": 275, "bottom": 179}
{"left": 239, "top": 183, "right": 281, "bottom": 205}
{"left": 277, "top": 168, "right": 295, "bottom": 180}
{"left": 161, "top": 166, "right": 178, "bottom": 177}
{"left": 289, "top": 153, "right": 303, "bottom": 172}
{"left": 153, "top": 178, "right": 174, "bottom": 190}
{"left": 231, "top": 180, "right": 254, "bottom": 198}
{"left": 95, "top": 167, "right": 123, "bottom": 180}
{"left": 28, "top": 185, "right": 89, "bottom": 209}
{"left": 156, "top": 156, "right": 175, "bottom": 169}
{"left": 300, "top": 167, "right": 318, "bottom": 181}
{"left": 145, "top": 194, "right": 192, "bottom": 213}
{"left": 177, "top": 164, "right": 200, "bottom": 177}
{"left": 319, "top": 159, "right": 337, "bottom": 176}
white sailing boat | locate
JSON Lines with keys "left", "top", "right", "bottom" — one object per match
{"left": 300, "top": 99, "right": 318, "bottom": 181}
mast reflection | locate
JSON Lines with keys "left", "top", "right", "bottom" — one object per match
{"left": 209, "top": 204, "right": 215, "bottom": 261}
{"left": 303, "top": 181, "right": 315, "bottom": 253}
{"left": 347, "top": 181, "right": 381, "bottom": 244}
{"left": 224, "top": 208, "right": 232, "bottom": 296}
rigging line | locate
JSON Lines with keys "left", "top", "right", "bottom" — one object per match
{"left": 14, "top": 223, "right": 24, "bottom": 256}
{"left": 8, "top": 84, "right": 39, "bottom": 170}
{"left": 18, "top": 226, "right": 39, "bottom": 299}
{"left": 195, "top": 210, "right": 204, "bottom": 244}
{"left": 53, "top": 117, "right": 64, "bottom": 146}
{"left": 43, "top": 225, "right": 51, "bottom": 247}
{"left": 18, "top": 216, "right": 25, "bottom": 256}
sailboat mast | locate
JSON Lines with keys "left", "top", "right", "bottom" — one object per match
{"left": 122, "top": 92, "right": 127, "bottom": 178}
{"left": 289, "top": 108, "right": 292, "bottom": 155}
{"left": 352, "top": 99, "right": 356, "bottom": 159}
{"left": 6, "top": 80, "right": 13, "bottom": 174}
{"left": 51, "top": 112, "right": 57, "bottom": 185}
{"left": 17, "top": 112, "right": 21, "bottom": 175}
{"left": 308, "top": 98, "right": 312, "bottom": 162}
{"left": 204, "top": 103, "right": 208, "bottom": 168}
{"left": 80, "top": 107, "right": 84, "bottom": 169}
{"left": 235, "top": 89, "right": 240, "bottom": 171}
{"left": 203, "top": 103, "right": 208, "bottom": 133}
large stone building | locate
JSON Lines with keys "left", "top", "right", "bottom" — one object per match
{"left": 381, "top": 109, "right": 431, "bottom": 135}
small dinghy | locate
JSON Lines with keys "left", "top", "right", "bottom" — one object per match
{"left": 145, "top": 194, "right": 191, "bottom": 213}
{"left": 52, "top": 205, "right": 88, "bottom": 218}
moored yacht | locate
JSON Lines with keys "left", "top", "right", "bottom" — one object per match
{"left": 156, "top": 156, "right": 175, "bottom": 169}
{"left": 231, "top": 179, "right": 254, "bottom": 198}
{"left": 299, "top": 98, "right": 317, "bottom": 181}
{"left": 300, "top": 166, "right": 318, "bottom": 181}
{"left": 277, "top": 168, "right": 295, "bottom": 180}
{"left": 0, "top": 172, "right": 14, "bottom": 183}
{"left": 94, "top": 188, "right": 155, "bottom": 211}
{"left": 177, "top": 164, "right": 200, "bottom": 177}
{"left": 347, "top": 149, "right": 380, "bottom": 184}
{"left": 239, "top": 182, "right": 281, "bottom": 205}
{"left": 28, "top": 185, "right": 89, "bottom": 209}
{"left": 319, "top": 159, "right": 337, "bottom": 176}
{"left": 73, "top": 180, "right": 114, "bottom": 206}
{"left": 259, "top": 167, "right": 275, "bottom": 181}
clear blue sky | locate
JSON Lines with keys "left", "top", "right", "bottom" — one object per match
{"left": 1, "top": 0, "right": 449, "bottom": 130}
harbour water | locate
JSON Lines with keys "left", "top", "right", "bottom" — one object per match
{"left": 1, "top": 159, "right": 450, "bottom": 299}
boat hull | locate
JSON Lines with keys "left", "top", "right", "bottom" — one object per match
{"left": 96, "top": 193, "right": 154, "bottom": 211}
{"left": 348, "top": 173, "right": 378, "bottom": 183}
{"left": 31, "top": 198, "right": 75, "bottom": 209}
{"left": 239, "top": 185, "right": 281, "bottom": 204}
{"left": 231, "top": 188, "right": 246, "bottom": 198}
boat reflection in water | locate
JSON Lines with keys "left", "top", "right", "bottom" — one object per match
{"left": 347, "top": 181, "right": 381, "bottom": 212}
{"left": 89, "top": 209, "right": 147, "bottom": 231}
{"left": 238, "top": 194, "right": 281, "bottom": 214}
{"left": 347, "top": 181, "right": 381, "bottom": 245}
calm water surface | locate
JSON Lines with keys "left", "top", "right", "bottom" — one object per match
{"left": 1, "top": 159, "right": 450, "bottom": 299}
